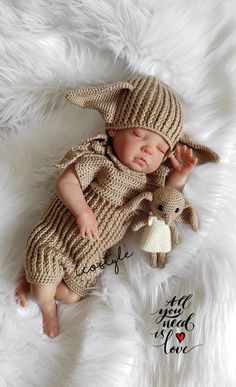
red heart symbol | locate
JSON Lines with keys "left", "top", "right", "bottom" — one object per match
{"left": 176, "top": 332, "right": 185, "bottom": 343}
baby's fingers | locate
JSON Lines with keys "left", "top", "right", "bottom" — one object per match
{"left": 85, "top": 227, "right": 93, "bottom": 240}
{"left": 169, "top": 155, "right": 181, "bottom": 171}
{"left": 188, "top": 148, "right": 193, "bottom": 157}
{"left": 184, "top": 148, "right": 198, "bottom": 165}
{"left": 79, "top": 224, "right": 93, "bottom": 239}
{"left": 92, "top": 231, "right": 99, "bottom": 241}
{"left": 176, "top": 144, "right": 187, "bottom": 160}
{"left": 84, "top": 225, "right": 99, "bottom": 240}
{"left": 80, "top": 225, "right": 86, "bottom": 238}
{"left": 92, "top": 225, "right": 99, "bottom": 241}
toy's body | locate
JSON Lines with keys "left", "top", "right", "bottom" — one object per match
{"left": 132, "top": 186, "right": 199, "bottom": 268}
{"left": 25, "top": 134, "right": 167, "bottom": 296}
{"left": 139, "top": 215, "right": 172, "bottom": 253}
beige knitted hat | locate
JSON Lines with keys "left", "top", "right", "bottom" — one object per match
{"left": 65, "top": 76, "right": 219, "bottom": 164}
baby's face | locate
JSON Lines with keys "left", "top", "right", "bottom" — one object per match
{"left": 108, "top": 128, "right": 169, "bottom": 173}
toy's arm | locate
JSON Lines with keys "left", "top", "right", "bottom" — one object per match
{"left": 147, "top": 165, "right": 169, "bottom": 192}
{"left": 125, "top": 191, "right": 153, "bottom": 214}
{"left": 131, "top": 216, "right": 149, "bottom": 231}
{"left": 170, "top": 223, "right": 181, "bottom": 247}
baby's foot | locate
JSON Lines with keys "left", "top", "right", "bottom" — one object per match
{"left": 15, "top": 268, "right": 30, "bottom": 307}
{"left": 41, "top": 302, "right": 59, "bottom": 338}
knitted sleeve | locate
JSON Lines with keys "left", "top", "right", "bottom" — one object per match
{"left": 51, "top": 133, "right": 109, "bottom": 191}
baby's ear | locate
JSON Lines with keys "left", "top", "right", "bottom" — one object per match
{"left": 176, "top": 202, "right": 199, "bottom": 231}
{"left": 178, "top": 132, "right": 220, "bottom": 165}
{"left": 107, "top": 128, "right": 116, "bottom": 137}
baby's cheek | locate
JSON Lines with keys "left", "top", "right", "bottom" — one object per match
{"left": 118, "top": 144, "right": 133, "bottom": 164}
{"left": 153, "top": 153, "right": 163, "bottom": 164}
{"left": 124, "top": 143, "right": 136, "bottom": 158}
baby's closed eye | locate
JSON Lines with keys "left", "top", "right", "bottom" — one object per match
{"left": 157, "top": 145, "right": 168, "bottom": 154}
{"left": 133, "top": 128, "right": 145, "bottom": 138}
{"left": 157, "top": 147, "right": 165, "bottom": 154}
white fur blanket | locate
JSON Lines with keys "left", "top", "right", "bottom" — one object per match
{"left": 0, "top": 1, "right": 236, "bottom": 386}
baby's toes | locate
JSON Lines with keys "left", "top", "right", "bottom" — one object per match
{"left": 15, "top": 285, "right": 30, "bottom": 308}
{"left": 16, "top": 291, "right": 28, "bottom": 308}
{"left": 42, "top": 303, "right": 59, "bottom": 338}
{"left": 43, "top": 321, "right": 59, "bottom": 338}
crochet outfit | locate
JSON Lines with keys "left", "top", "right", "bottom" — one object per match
{"left": 25, "top": 75, "right": 220, "bottom": 291}
{"left": 25, "top": 134, "right": 168, "bottom": 296}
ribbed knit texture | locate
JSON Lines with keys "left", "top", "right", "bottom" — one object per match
{"left": 25, "top": 134, "right": 169, "bottom": 296}
{"left": 107, "top": 76, "right": 183, "bottom": 150}
{"left": 65, "top": 75, "right": 220, "bottom": 163}
{"left": 66, "top": 76, "right": 183, "bottom": 150}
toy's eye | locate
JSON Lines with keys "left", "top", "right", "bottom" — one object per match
{"left": 175, "top": 208, "right": 180, "bottom": 213}
{"left": 158, "top": 204, "right": 164, "bottom": 212}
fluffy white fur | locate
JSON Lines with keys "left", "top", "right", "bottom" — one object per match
{"left": 0, "top": 1, "right": 236, "bottom": 386}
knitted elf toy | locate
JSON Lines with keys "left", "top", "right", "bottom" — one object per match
{"left": 131, "top": 186, "right": 199, "bottom": 268}
{"left": 25, "top": 76, "right": 219, "bottom": 299}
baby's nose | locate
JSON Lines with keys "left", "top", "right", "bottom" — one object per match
{"left": 142, "top": 144, "right": 152, "bottom": 155}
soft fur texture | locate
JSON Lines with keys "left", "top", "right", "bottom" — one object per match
{"left": 0, "top": 1, "right": 236, "bottom": 386}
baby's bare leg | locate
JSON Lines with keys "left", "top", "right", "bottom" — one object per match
{"left": 55, "top": 280, "right": 83, "bottom": 304}
{"left": 15, "top": 267, "right": 30, "bottom": 307}
{"left": 31, "top": 283, "right": 58, "bottom": 338}
{"left": 15, "top": 267, "right": 81, "bottom": 306}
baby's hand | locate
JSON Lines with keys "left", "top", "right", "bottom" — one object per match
{"left": 75, "top": 205, "right": 99, "bottom": 241}
{"left": 169, "top": 145, "right": 198, "bottom": 176}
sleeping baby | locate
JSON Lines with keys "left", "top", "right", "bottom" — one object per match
{"left": 16, "top": 76, "right": 219, "bottom": 337}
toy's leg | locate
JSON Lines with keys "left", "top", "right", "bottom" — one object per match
{"left": 156, "top": 253, "right": 167, "bottom": 268}
{"left": 31, "top": 283, "right": 58, "bottom": 338}
{"left": 149, "top": 253, "right": 159, "bottom": 268}
{"left": 15, "top": 267, "right": 30, "bottom": 307}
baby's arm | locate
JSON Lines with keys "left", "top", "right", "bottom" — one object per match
{"left": 55, "top": 164, "right": 99, "bottom": 240}
{"left": 165, "top": 145, "right": 198, "bottom": 191}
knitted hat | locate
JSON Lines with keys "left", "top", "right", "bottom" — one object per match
{"left": 65, "top": 76, "right": 219, "bottom": 165}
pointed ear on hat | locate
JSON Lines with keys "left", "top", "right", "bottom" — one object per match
{"left": 178, "top": 132, "right": 220, "bottom": 165}
{"left": 65, "top": 81, "right": 134, "bottom": 123}
{"left": 176, "top": 201, "right": 199, "bottom": 231}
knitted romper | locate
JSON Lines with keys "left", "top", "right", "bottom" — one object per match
{"left": 25, "top": 134, "right": 168, "bottom": 296}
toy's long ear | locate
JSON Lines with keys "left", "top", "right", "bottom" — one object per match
{"left": 178, "top": 132, "right": 220, "bottom": 165}
{"left": 65, "top": 81, "right": 134, "bottom": 123}
{"left": 176, "top": 202, "right": 199, "bottom": 231}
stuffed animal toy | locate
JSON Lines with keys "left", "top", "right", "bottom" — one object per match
{"left": 131, "top": 186, "right": 199, "bottom": 268}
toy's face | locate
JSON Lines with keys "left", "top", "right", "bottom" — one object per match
{"left": 108, "top": 128, "right": 169, "bottom": 173}
{"left": 150, "top": 187, "right": 185, "bottom": 225}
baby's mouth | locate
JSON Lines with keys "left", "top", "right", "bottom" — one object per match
{"left": 135, "top": 157, "right": 147, "bottom": 166}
